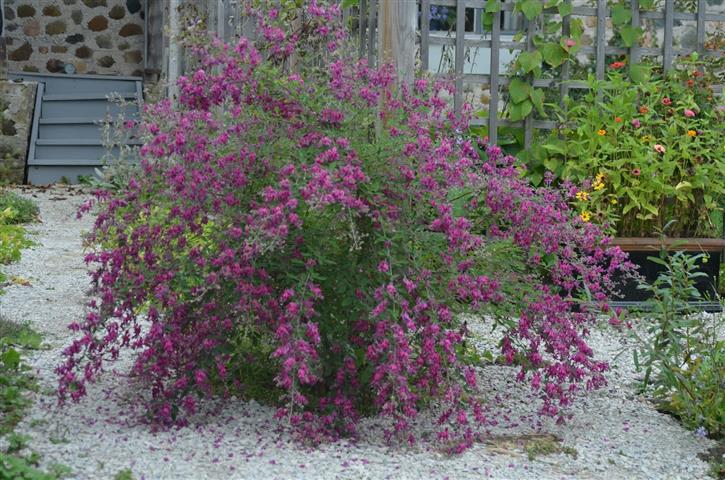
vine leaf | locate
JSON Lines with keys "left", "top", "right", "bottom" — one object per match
{"left": 530, "top": 88, "right": 546, "bottom": 117}
{"left": 485, "top": 0, "right": 502, "bottom": 13}
{"left": 517, "top": 51, "right": 542, "bottom": 74}
{"left": 542, "top": 42, "right": 568, "bottom": 67}
{"left": 520, "top": 0, "right": 543, "bottom": 20}
{"left": 620, "top": 25, "right": 643, "bottom": 47}
{"left": 558, "top": 2, "right": 573, "bottom": 17}
{"left": 509, "top": 78, "right": 532, "bottom": 104}
{"left": 611, "top": 4, "right": 632, "bottom": 26}
{"left": 509, "top": 99, "right": 533, "bottom": 121}
{"left": 630, "top": 63, "right": 651, "bottom": 83}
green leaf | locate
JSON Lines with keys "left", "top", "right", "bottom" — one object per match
{"left": 2, "top": 348, "right": 20, "bottom": 369}
{"left": 543, "top": 156, "right": 562, "bottom": 172}
{"left": 509, "top": 99, "right": 533, "bottom": 121}
{"left": 482, "top": 13, "right": 494, "bottom": 31}
{"left": 629, "top": 63, "right": 651, "bottom": 83}
{"left": 517, "top": 51, "right": 542, "bottom": 74}
{"left": 558, "top": 2, "right": 573, "bottom": 16}
{"left": 611, "top": 4, "right": 632, "bottom": 26}
{"left": 530, "top": 88, "right": 546, "bottom": 117}
{"left": 570, "top": 18, "right": 584, "bottom": 38}
{"left": 520, "top": 0, "right": 543, "bottom": 20}
{"left": 509, "top": 78, "right": 532, "bottom": 104}
{"left": 620, "top": 25, "right": 642, "bottom": 47}
{"left": 542, "top": 139, "right": 567, "bottom": 155}
{"left": 541, "top": 42, "right": 568, "bottom": 67}
{"left": 675, "top": 181, "right": 692, "bottom": 190}
{"left": 485, "top": 0, "right": 502, "bottom": 13}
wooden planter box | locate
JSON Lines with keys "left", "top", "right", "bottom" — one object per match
{"left": 608, "top": 237, "right": 725, "bottom": 312}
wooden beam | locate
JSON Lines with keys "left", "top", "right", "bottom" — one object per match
{"left": 168, "top": 0, "right": 181, "bottom": 102}
{"left": 377, "top": 0, "right": 416, "bottom": 87}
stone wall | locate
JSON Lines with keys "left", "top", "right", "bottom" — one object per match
{"left": 0, "top": 80, "right": 36, "bottom": 183}
{"left": 3, "top": 0, "right": 145, "bottom": 77}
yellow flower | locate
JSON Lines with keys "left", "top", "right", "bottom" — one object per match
{"left": 580, "top": 211, "right": 592, "bottom": 222}
{"left": 641, "top": 134, "right": 653, "bottom": 143}
{"left": 610, "top": 198, "right": 618, "bottom": 205}
{"left": 593, "top": 181, "right": 605, "bottom": 191}
{"left": 687, "top": 130, "right": 697, "bottom": 137}
{"left": 596, "top": 172, "right": 605, "bottom": 182}
{"left": 576, "top": 191, "right": 589, "bottom": 201}
{"left": 597, "top": 129, "right": 607, "bottom": 136}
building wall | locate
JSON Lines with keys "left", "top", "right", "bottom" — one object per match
{"left": 0, "top": 80, "right": 36, "bottom": 183}
{"left": 3, "top": 0, "right": 145, "bottom": 77}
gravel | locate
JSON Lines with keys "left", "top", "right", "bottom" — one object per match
{"left": 0, "top": 185, "right": 719, "bottom": 480}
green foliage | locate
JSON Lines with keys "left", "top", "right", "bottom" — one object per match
{"left": 523, "top": 56, "right": 725, "bottom": 237}
{"left": 630, "top": 250, "right": 725, "bottom": 439}
{"left": 0, "top": 319, "right": 68, "bottom": 480}
{"left": 0, "top": 208, "right": 33, "bottom": 267}
{"left": 0, "top": 193, "right": 39, "bottom": 225}
{"left": 113, "top": 468, "right": 135, "bottom": 480}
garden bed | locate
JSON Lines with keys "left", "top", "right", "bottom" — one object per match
{"left": 0, "top": 187, "right": 719, "bottom": 479}
{"left": 609, "top": 237, "right": 725, "bottom": 312}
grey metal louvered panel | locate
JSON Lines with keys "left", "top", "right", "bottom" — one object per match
{"left": 32, "top": 145, "right": 123, "bottom": 162}
{"left": 37, "top": 123, "right": 103, "bottom": 140}
{"left": 41, "top": 100, "right": 139, "bottom": 119}
{"left": 9, "top": 72, "right": 143, "bottom": 184}
{"left": 8, "top": 72, "right": 139, "bottom": 95}
{"left": 26, "top": 166, "right": 101, "bottom": 185}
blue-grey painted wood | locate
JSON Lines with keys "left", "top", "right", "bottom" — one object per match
{"left": 41, "top": 100, "right": 138, "bottom": 119}
{"left": 33, "top": 145, "right": 123, "bottom": 162}
{"left": 595, "top": 0, "right": 606, "bottom": 80}
{"left": 9, "top": 73, "right": 139, "bottom": 94}
{"left": 37, "top": 123, "right": 103, "bottom": 140}
{"left": 26, "top": 82, "right": 45, "bottom": 184}
{"left": 26, "top": 166, "right": 100, "bottom": 185}
{"left": 11, "top": 71, "right": 142, "bottom": 184}
{"left": 488, "top": 7, "right": 501, "bottom": 145}
{"left": 453, "top": 0, "right": 465, "bottom": 115}
{"left": 663, "top": 0, "right": 674, "bottom": 71}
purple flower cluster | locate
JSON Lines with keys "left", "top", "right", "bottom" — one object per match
{"left": 58, "top": 0, "right": 630, "bottom": 451}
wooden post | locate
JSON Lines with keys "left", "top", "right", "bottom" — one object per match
{"left": 377, "top": 0, "right": 416, "bottom": 87}
{"left": 168, "top": 0, "right": 181, "bottom": 102}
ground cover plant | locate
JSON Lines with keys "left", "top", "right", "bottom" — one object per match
{"left": 630, "top": 249, "right": 724, "bottom": 439}
{"left": 0, "top": 193, "right": 68, "bottom": 479}
{"left": 58, "top": 0, "right": 630, "bottom": 451}
{"left": 0, "top": 191, "right": 39, "bottom": 226}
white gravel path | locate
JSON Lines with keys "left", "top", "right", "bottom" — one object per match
{"left": 0, "top": 186, "right": 719, "bottom": 480}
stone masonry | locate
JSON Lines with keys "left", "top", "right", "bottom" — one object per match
{"left": 4, "top": 0, "right": 145, "bottom": 76}
{"left": 0, "top": 80, "right": 36, "bottom": 183}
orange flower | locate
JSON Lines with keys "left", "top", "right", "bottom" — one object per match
{"left": 597, "top": 129, "right": 607, "bottom": 136}
{"left": 639, "top": 106, "right": 649, "bottom": 114}
{"left": 687, "top": 79, "right": 695, "bottom": 87}
{"left": 687, "top": 130, "right": 697, "bottom": 137}
{"left": 610, "top": 61, "right": 626, "bottom": 69}
{"left": 614, "top": 116, "right": 623, "bottom": 123}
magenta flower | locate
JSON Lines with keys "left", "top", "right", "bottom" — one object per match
{"left": 654, "top": 144, "right": 666, "bottom": 154}
{"left": 661, "top": 97, "right": 672, "bottom": 106}
{"left": 631, "top": 119, "right": 641, "bottom": 128}
{"left": 684, "top": 109, "right": 696, "bottom": 117}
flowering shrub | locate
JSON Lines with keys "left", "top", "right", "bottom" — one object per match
{"left": 57, "top": 1, "right": 629, "bottom": 450}
{"left": 527, "top": 55, "right": 725, "bottom": 237}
